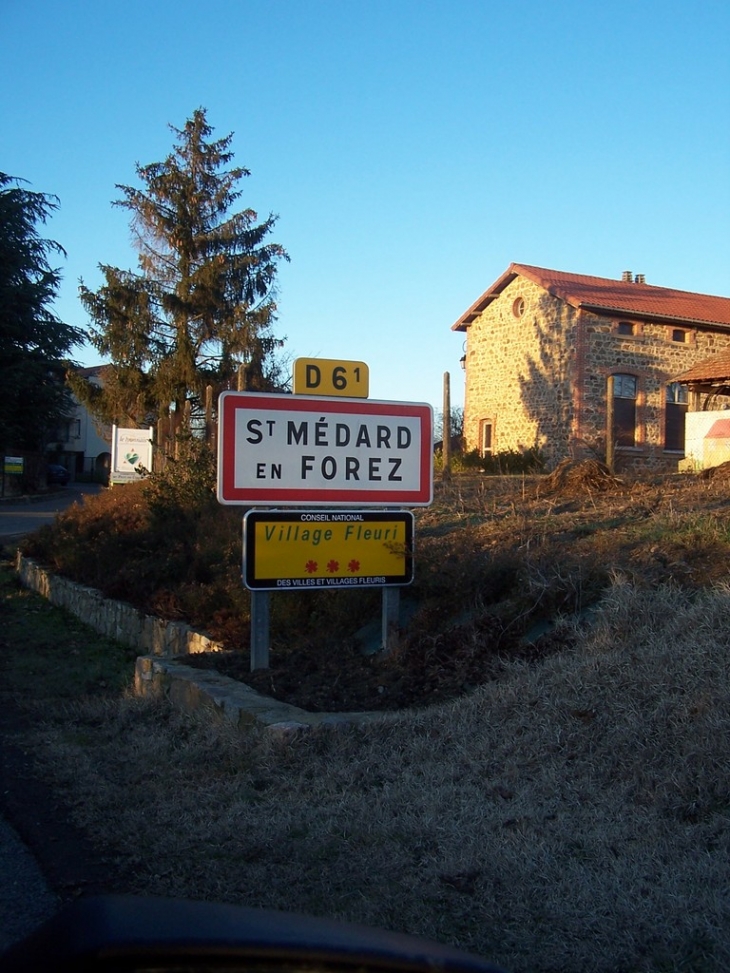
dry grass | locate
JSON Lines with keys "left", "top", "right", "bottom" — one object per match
{"left": 12, "top": 465, "right": 730, "bottom": 970}
{"left": 26, "top": 577, "right": 730, "bottom": 973}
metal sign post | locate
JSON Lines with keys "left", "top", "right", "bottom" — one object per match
{"left": 382, "top": 587, "right": 401, "bottom": 655}
{"left": 217, "top": 365, "right": 434, "bottom": 672}
{"left": 250, "top": 590, "right": 270, "bottom": 671}
{"left": 243, "top": 510, "right": 414, "bottom": 668}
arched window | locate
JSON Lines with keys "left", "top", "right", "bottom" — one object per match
{"left": 612, "top": 374, "right": 637, "bottom": 447}
{"left": 665, "top": 383, "right": 688, "bottom": 451}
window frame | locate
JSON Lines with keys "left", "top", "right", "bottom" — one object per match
{"left": 664, "top": 382, "right": 688, "bottom": 452}
{"left": 479, "top": 419, "right": 494, "bottom": 457}
{"left": 611, "top": 373, "right": 639, "bottom": 448}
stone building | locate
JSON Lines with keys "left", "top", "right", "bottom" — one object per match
{"left": 452, "top": 263, "right": 730, "bottom": 472}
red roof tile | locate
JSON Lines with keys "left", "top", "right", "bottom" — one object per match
{"left": 452, "top": 263, "right": 730, "bottom": 331}
{"left": 674, "top": 348, "right": 730, "bottom": 384}
{"left": 706, "top": 419, "right": 730, "bottom": 439}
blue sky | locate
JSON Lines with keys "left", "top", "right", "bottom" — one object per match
{"left": 2, "top": 0, "right": 729, "bottom": 413}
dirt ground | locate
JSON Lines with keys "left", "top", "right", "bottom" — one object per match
{"left": 182, "top": 460, "right": 730, "bottom": 713}
{"left": 183, "top": 626, "right": 563, "bottom": 713}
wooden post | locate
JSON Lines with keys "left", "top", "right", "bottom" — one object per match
{"left": 237, "top": 363, "right": 246, "bottom": 392}
{"left": 176, "top": 400, "right": 191, "bottom": 459}
{"left": 205, "top": 385, "right": 213, "bottom": 446}
{"left": 606, "top": 375, "right": 615, "bottom": 473}
{"left": 155, "top": 417, "right": 166, "bottom": 473}
{"left": 171, "top": 408, "right": 179, "bottom": 460}
{"left": 442, "top": 371, "right": 452, "bottom": 480}
{"left": 250, "top": 590, "right": 270, "bottom": 670}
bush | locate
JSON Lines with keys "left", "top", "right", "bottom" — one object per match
{"left": 142, "top": 434, "right": 218, "bottom": 515}
{"left": 445, "top": 446, "right": 546, "bottom": 475}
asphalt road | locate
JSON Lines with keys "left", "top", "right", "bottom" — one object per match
{"left": 0, "top": 818, "right": 58, "bottom": 952}
{"left": 0, "top": 482, "right": 103, "bottom": 543}
{"left": 0, "top": 482, "right": 104, "bottom": 952}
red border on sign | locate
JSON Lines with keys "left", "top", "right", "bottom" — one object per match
{"left": 217, "top": 392, "right": 433, "bottom": 506}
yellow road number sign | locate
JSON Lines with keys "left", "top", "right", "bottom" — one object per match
{"left": 293, "top": 358, "right": 369, "bottom": 398}
{"left": 243, "top": 510, "right": 413, "bottom": 590}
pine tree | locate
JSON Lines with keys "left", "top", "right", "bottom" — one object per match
{"left": 0, "top": 173, "right": 83, "bottom": 452}
{"left": 74, "top": 109, "right": 288, "bottom": 427}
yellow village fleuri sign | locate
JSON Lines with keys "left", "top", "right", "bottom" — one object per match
{"left": 242, "top": 510, "right": 414, "bottom": 590}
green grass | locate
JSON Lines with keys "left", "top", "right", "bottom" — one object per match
{"left": 0, "top": 558, "right": 138, "bottom": 700}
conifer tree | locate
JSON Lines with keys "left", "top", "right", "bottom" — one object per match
{"left": 0, "top": 173, "right": 82, "bottom": 452}
{"left": 74, "top": 109, "right": 288, "bottom": 426}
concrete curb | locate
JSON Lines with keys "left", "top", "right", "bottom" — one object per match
{"left": 135, "top": 657, "right": 385, "bottom": 738}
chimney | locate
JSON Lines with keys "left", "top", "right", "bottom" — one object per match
{"left": 622, "top": 270, "right": 633, "bottom": 282}
{"left": 634, "top": 274, "right": 646, "bottom": 284}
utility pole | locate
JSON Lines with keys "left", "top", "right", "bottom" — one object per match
{"left": 442, "top": 371, "right": 451, "bottom": 480}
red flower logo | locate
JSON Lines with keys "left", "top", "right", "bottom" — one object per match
{"left": 348, "top": 559, "right": 360, "bottom": 572}
{"left": 305, "top": 560, "right": 318, "bottom": 574}
{"left": 326, "top": 560, "right": 340, "bottom": 573}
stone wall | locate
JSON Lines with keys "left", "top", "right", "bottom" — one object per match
{"left": 15, "top": 554, "right": 383, "bottom": 735}
{"left": 463, "top": 275, "right": 730, "bottom": 472}
{"left": 463, "top": 278, "right": 578, "bottom": 467}
{"left": 15, "top": 554, "right": 223, "bottom": 657}
{"left": 581, "top": 315, "right": 730, "bottom": 469}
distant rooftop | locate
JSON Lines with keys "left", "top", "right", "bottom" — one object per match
{"left": 452, "top": 263, "right": 730, "bottom": 331}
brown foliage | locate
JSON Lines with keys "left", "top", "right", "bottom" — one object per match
{"left": 538, "top": 458, "right": 622, "bottom": 496}
{"left": 21, "top": 462, "right": 730, "bottom": 712}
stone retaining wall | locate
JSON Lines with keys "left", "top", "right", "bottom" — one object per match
{"left": 134, "top": 656, "right": 378, "bottom": 735}
{"left": 15, "top": 554, "right": 384, "bottom": 735}
{"left": 15, "top": 554, "right": 222, "bottom": 658}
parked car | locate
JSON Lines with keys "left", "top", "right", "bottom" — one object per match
{"left": 46, "top": 463, "right": 69, "bottom": 485}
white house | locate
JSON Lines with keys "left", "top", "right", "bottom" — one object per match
{"left": 52, "top": 366, "right": 111, "bottom": 481}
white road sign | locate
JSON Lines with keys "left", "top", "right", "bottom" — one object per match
{"left": 217, "top": 391, "right": 433, "bottom": 506}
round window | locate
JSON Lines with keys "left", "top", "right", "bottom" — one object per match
{"left": 512, "top": 297, "right": 526, "bottom": 318}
